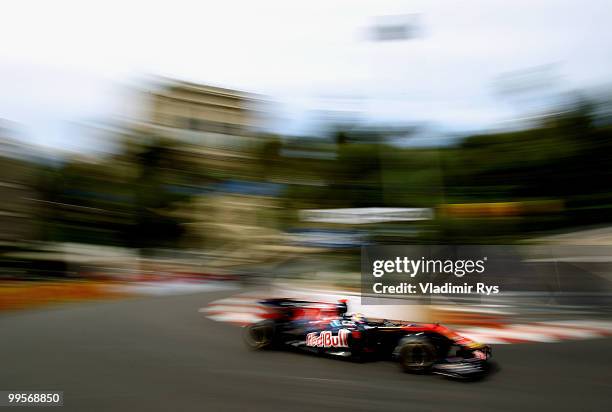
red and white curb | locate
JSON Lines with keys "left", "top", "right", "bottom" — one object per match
{"left": 199, "top": 293, "right": 268, "bottom": 324}
{"left": 457, "top": 321, "right": 612, "bottom": 344}
{"left": 198, "top": 293, "right": 612, "bottom": 344}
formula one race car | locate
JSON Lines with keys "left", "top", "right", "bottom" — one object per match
{"left": 243, "top": 298, "right": 492, "bottom": 379}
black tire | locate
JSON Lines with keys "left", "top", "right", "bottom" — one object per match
{"left": 243, "top": 320, "right": 275, "bottom": 350}
{"left": 397, "top": 336, "right": 436, "bottom": 373}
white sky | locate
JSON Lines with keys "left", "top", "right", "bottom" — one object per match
{"left": 1, "top": 0, "right": 611, "bottom": 151}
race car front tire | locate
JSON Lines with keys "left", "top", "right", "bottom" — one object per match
{"left": 397, "top": 336, "right": 436, "bottom": 373}
{"left": 243, "top": 320, "right": 275, "bottom": 350}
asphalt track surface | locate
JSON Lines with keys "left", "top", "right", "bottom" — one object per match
{"left": 1, "top": 290, "right": 611, "bottom": 412}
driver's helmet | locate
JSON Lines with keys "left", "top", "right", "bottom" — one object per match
{"left": 336, "top": 300, "right": 348, "bottom": 317}
{"left": 351, "top": 313, "right": 366, "bottom": 323}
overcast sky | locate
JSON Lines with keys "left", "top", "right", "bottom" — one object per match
{"left": 1, "top": 0, "right": 611, "bottom": 152}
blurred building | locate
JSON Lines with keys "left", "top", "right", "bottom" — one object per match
{"left": 149, "top": 79, "right": 256, "bottom": 135}
{"left": 141, "top": 79, "right": 264, "bottom": 174}
{"left": 132, "top": 79, "right": 294, "bottom": 261}
{"left": 0, "top": 125, "right": 40, "bottom": 245}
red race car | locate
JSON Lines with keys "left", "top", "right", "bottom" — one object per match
{"left": 244, "top": 298, "right": 492, "bottom": 379}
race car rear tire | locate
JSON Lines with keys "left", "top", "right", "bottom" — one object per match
{"left": 243, "top": 320, "right": 275, "bottom": 350}
{"left": 397, "top": 336, "right": 436, "bottom": 373}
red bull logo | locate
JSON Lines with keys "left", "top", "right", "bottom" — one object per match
{"left": 306, "top": 329, "right": 350, "bottom": 348}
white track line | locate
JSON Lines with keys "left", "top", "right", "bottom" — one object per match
{"left": 458, "top": 326, "right": 560, "bottom": 343}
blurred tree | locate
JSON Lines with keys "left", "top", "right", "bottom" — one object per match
{"left": 255, "top": 134, "right": 282, "bottom": 180}
{"left": 321, "top": 129, "right": 383, "bottom": 207}
{"left": 127, "top": 138, "right": 197, "bottom": 253}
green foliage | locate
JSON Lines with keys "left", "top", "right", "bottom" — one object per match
{"left": 281, "top": 97, "right": 612, "bottom": 241}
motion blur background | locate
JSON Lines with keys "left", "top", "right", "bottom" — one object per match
{"left": 2, "top": 0, "right": 612, "bottom": 292}
{"left": 1, "top": 1, "right": 612, "bottom": 410}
